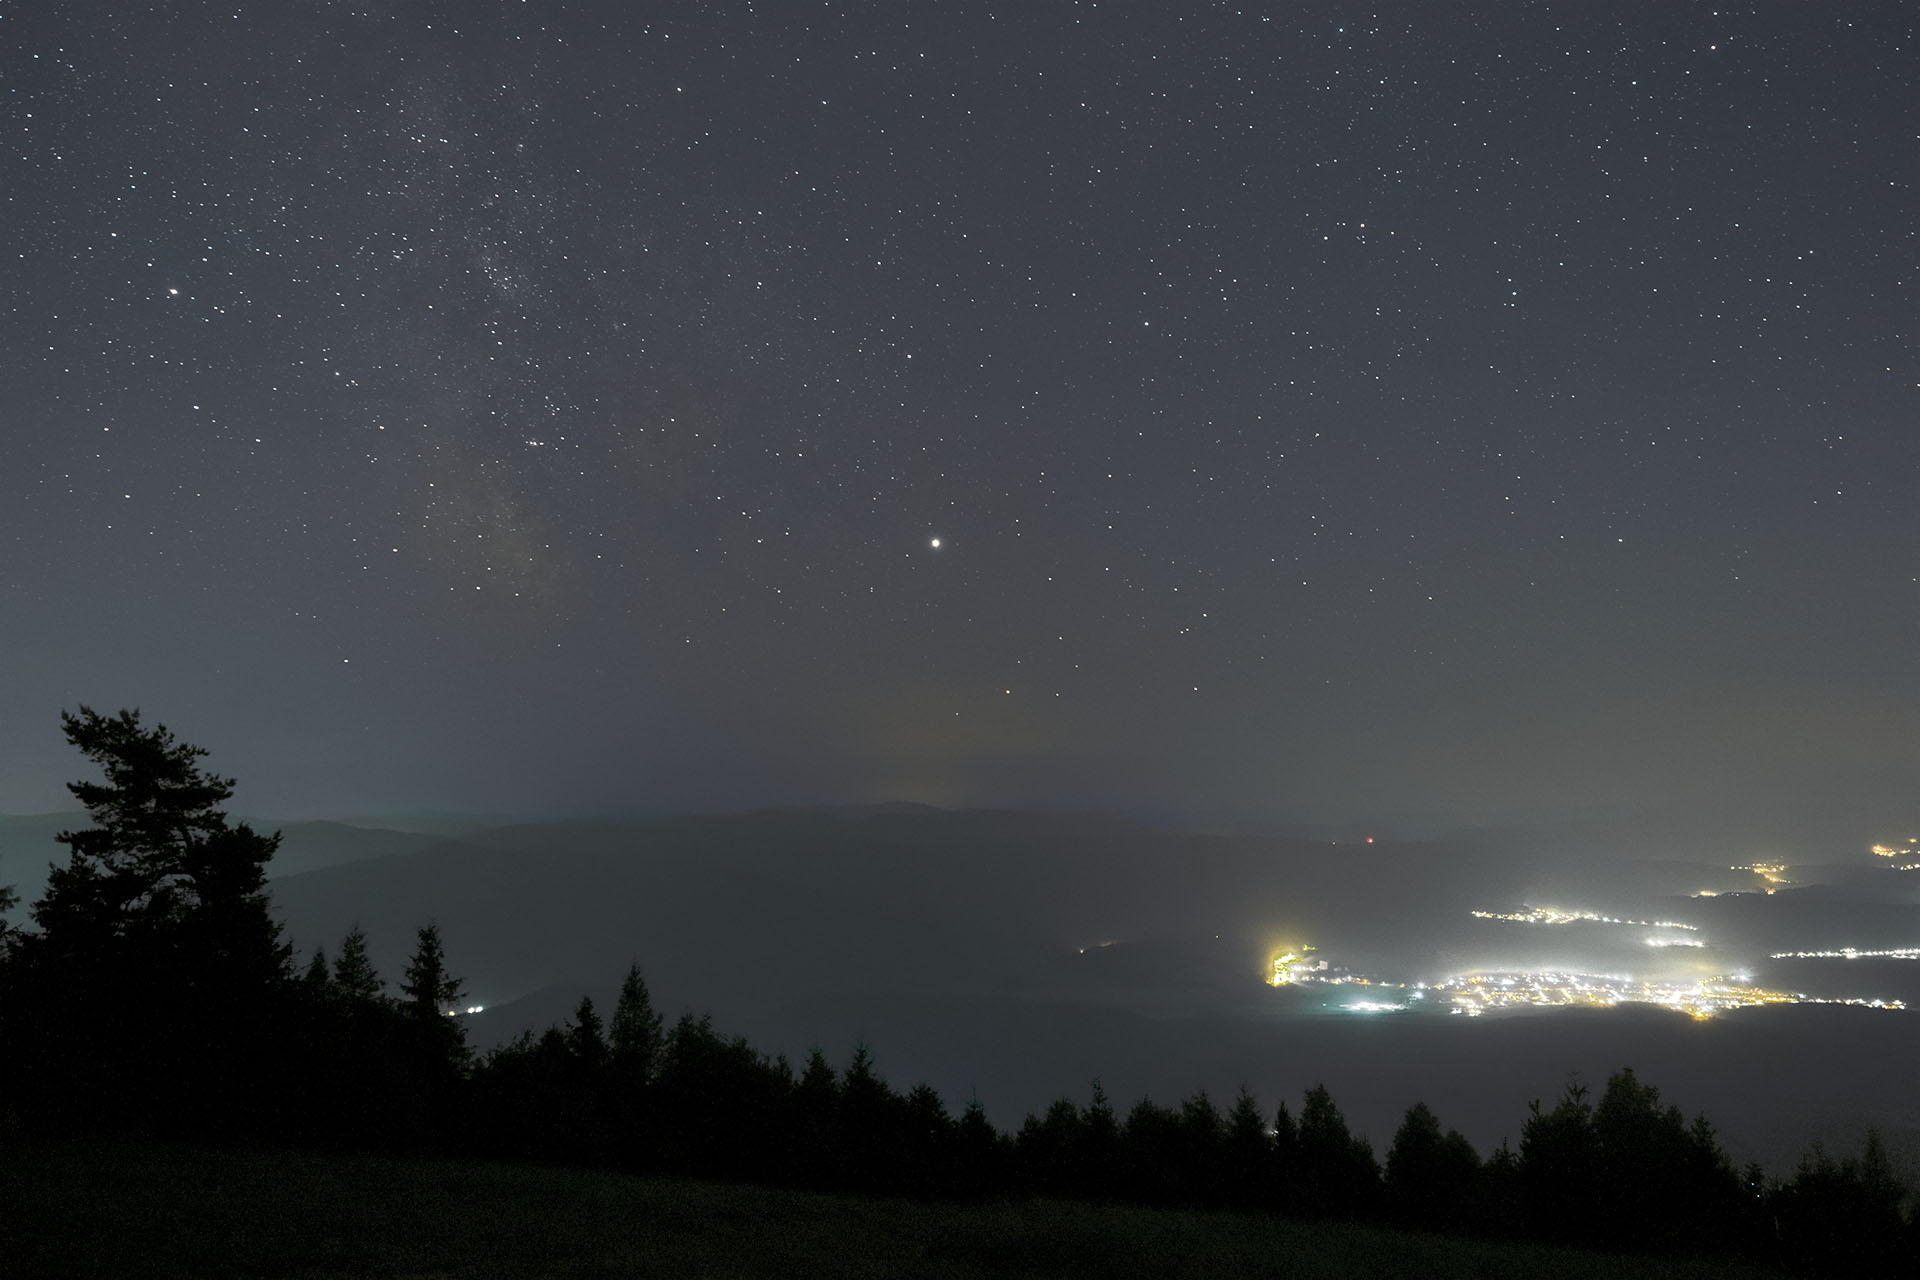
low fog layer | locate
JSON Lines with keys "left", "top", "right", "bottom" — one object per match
{"left": 245, "top": 807, "right": 1920, "bottom": 1174}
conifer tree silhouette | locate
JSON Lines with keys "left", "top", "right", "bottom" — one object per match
{"left": 332, "top": 923, "right": 385, "bottom": 1003}
{"left": 567, "top": 994, "right": 607, "bottom": 1068}
{"left": 1384, "top": 1100, "right": 1479, "bottom": 1231}
{"left": 1518, "top": 1078, "right": 1599, "bottom": 1245}
{"left": 400, "top": 922, "right": 462, "bottom": 1020}
{"left": 1298, "top": 1084, "right": 1379, "bottom": 1218}
{"left": 393, "top": 921, "right": 468, "bottom": 1141}
{"left": 610, "top": 962, "right": 663, "bottom": 1085}
{"left": 1225, "top": 1087, "right": 1274, "bottom": 1209}
{"left": 12, "top": 707, "right": 289, "bottom": 1135}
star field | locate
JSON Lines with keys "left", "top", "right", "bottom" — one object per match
{"left": 3, "top": 3, "right": 1913, "bottom": 841}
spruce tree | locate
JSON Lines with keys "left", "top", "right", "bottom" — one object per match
{"left": 798, "top": 1045, "right": 839, "bottom": 1102}
{"left": 955, "top": 1096, "right": 1001, "bottom": 1197}
{"left": 394, "top": 921, "right": 468, "bottom": 1138}
{"left": 838, "top": 1042, "right": 896, "bottom": 1192}
{"left": 1082, "top": 1079, "right": 1119, "bottom": 1199}
{"left": 567, "top": 994, "right": 607, "bottom": 1068}
{"left": 609, "top": 962, "right": 663, "bottom": 1085}
{"left": 399, "top": 921, "right": 467, "bottom": 1078}
{"left": 1518, "top": 1079, "right": 1600, "bottom": 1245}
{"left": 796, "top": 1046, "right": 841, "bottom": 1187}
{"left": 1272, "top": 1100, "right": 1301, "bottom": 1209}
{"left": 1385, "top": 1100, "right": 1479, "bottom": 1231}
{"left": 1225, "top": 1087, "right": 1273, "bottom": 1209}
{"left": 332, "top": 923, "right": 385, "bottom": 1002}
{"left": 1299, "top": 1084, "right": 1380, "bottom": 1218}
{"left": 603, "top": 964, "right": 663, "bottom": 1168}
{"left": 400, "top": 922, "right": 463, "bottom": 1019}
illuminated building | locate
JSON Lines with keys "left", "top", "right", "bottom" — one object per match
{"left": 1268, "top": 946, "right": 1326, "bottom": 987}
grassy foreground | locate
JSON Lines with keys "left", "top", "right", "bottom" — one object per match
{"left": 6, "top": 1142, "right": 1772, "bottom": 1280}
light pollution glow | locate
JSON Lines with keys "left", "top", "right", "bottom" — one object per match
{"left": 1269, "top": 954, "right": 1905, "bottom": 1021}
{"left": 1265, "top": 848, "right": 1920, "bottom": 1019}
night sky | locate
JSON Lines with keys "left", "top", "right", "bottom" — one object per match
{"left": 4, "top": 3, "right": 1914, "bottom": 842}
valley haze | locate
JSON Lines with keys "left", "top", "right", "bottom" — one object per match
{"left": 14, "top": 804, "right": 1912, "bottom": 1177}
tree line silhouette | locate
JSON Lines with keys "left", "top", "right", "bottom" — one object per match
{"left": 1, "top": 708, "right": 1915, "bottom": 1275}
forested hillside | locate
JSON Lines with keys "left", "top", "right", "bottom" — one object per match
{"left": 3, "top": 710, "right": 1914, "bottom": 1275}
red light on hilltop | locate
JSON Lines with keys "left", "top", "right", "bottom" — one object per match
{"left": 1366, "top": 836, "right": 1374, "bottom": 844}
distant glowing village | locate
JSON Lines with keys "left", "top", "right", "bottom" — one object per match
{"left": 1264, "top": 840, "right": 1919, "bottom": 1021}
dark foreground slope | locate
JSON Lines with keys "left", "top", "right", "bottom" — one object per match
{"left": 7, "top": 1142, "right": 1770, "bottom": 1280}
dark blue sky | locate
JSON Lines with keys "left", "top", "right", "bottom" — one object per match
{"left": 4, "top": 3, "right": 1913, "bottom": 845}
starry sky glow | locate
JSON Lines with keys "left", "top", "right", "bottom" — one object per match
{"left": 4, "top": 2, "right": 1914, "bottom": 842}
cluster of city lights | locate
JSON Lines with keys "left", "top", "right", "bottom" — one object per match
{"left": 1427, "top": 971, "right": 1905, "bottom": 1020}
{"left": 1290, "top": 962, "right": 1903, "bottom": 1020}
{"left": 1268, "top": 953, "right": 1420, "bottom": 1012}
{"left": 1264, "top": 842, "right": 1920, "bottom": 1020}
{"left": 1268, "top": 954, "right": 1906, "bottom": 1021}
{"left": 1472, "top": 906, "right": 1698, "bottom": 931}
{"left": 1731, "top": 862, "right": 1790, "bottom": 892}
{"left": 1870, "top": 841, "right": 1920, "bottom": 872}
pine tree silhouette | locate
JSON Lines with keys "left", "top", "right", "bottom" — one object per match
{"left": 10, "top": 707, "right": 289, "bottom": 1137}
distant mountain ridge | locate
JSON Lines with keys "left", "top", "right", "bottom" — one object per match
{"left": 0, "top": 811, "right": 459, "bottom": 924}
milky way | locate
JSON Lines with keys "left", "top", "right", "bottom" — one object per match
{"left": 4, "top": 3, "right": 1913, "bottom": 840}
